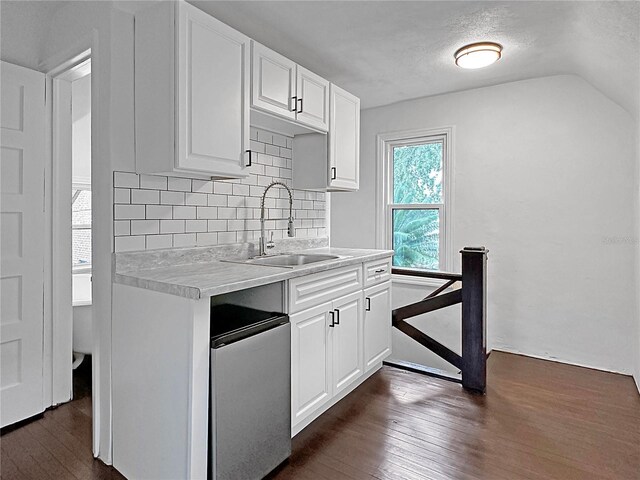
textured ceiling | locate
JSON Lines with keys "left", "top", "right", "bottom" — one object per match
{"left": 190, "top": 1, "right": 639, "bottom": 117}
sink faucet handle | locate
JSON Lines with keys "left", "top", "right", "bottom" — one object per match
{"left": 287, "top": 218, "right": 295, "bottom": 238}
{"left": 266, "top": 231, "right": 275, "bottom": 250}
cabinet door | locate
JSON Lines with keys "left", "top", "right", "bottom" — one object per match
{"left": 328, "top": 84, "right": 360, "bottom": 191}
{"left": 290, "top": 302, "right": 332, "bottom": 427}
{"left": 176, "top": 2, "right": 250, "bottom": 176}
{"left": 251, "top": 42, "right": 296, "bottom": 120}
{"left": 364, "top": 282, "right": 392, "bottom": 371}
{"left": 295, "top": 66, "right": 329, "bottom": 132}
{"left": 331, "top": 291, "right": 363, "bottom": 396}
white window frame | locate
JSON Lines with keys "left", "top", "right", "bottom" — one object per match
{"left": 72, "top": 182, "right": 92, "bottom": 272}
{"left": 376, "top": 127, "right": 455, "bottom": 285}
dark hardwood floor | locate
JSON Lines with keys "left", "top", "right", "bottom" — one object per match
{"left": 2, "top": 352, "right": 638, "bottom": 479}
{"left": 270, "top": 351, "right": 639, "bottom": 480}
{"left": 0, "top": 357, "right": 125, "bottom": 480}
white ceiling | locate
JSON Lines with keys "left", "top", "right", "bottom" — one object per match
{"left": 2, "top": 1, "right": 637, "bottom": 118}
{"left": 190, "top": 1, "right": 640, "bottom": 117}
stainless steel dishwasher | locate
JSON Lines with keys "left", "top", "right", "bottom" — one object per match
{"left": 210, "top": 304, "right": 291, "bottom": 480}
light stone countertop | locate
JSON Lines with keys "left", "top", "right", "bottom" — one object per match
{"left": 114, "top": 246, "right": 394, "bottom": 300}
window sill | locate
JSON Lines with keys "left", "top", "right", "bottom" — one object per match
{"left": 391, "top": 274, "right": 449, "bottom": 288}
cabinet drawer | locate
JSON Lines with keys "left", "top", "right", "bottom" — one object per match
{"left": 363, "top": 258, "right": 391, "bottom": 287}
{"left": 288, "top": 265, "right": 362, "bottom": 314}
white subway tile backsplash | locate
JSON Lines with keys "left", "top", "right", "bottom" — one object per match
{"left": 217, "top": 231, "right": 236, "bottom": 244}
{"left": 173, "top": 233, "right": 197, "bottom": 248}
{"left": 280, "top": 147, "right": 292, "bottom": 159}
{"left": 213, "top": 181, "right": 233, "bottom": 195}
{"left": 227, "top": 219, "right": 245, "bottom": 231}
{"left": 146, "top": 234, "right": 173, "bottom": 250}
{"left": 161, "top": 191, "right": 185, "bottom": 205}
{"left": 131, "top": 189, "right": 160, "bottom": 205}
{"left": 131, "top": 219, "right": 159, "bottom": 235}
{"left": 140, "top": 174, "right": 168, "bottom": 190}
{"left": 192, "top": 180, "right": 214, "bottom": 193}
{"left": 146, "top": 205, "right": 173, "bottom": 220}
{"left": 114, "top": 188, "right": 131, "bottom": 204}
{"left": 265, "top": 144, "right": 280, "bottom": 156}
{"left": 115, "top": 235, "right": 145, "bottom": 252}
{"left": 227, "top": 195, "right": 245, "bottom": 208}
{"left": 272, "top": 134, "right": 287, "bottom": 147}
{"left": 207, "top": 194, "right": 227, "bottom": 207}
{"left": 249, "top": 140, "right": 265, "bottom": 154}
{"left": 218, "top": 207, "right": 236, "bottom": 220}
{"left": 160, "top": 219, "right": 185, "bottom": 234}
{"left": 257, "top": 130, "right": 272, "bottom": 144}
{"left": 114, "top": 220, "right": 130, "bottom": 236}
{"left": 207, "top": 220, "right": 227, "bottom": 231}
{"left": 114, "top": 172, "right": 139, "bottom": 188}
{"left": 173, "top": 206, "right": 196, "bottom": 219}
{"left": 168, "top": 177, "right": 192, "bottom": 192}
{"left": 185, "top": 219, "right": 208, "bottom": 233}
{"left": 196, "top": 232, "right": 218, "bottom": 246}
{"left": 112, "top": 128, "right": 327, "bottom": 252}
{"left": 232, "top": 184, "right": 250, "bottom": 196}
{"left": 115, "top": 204, "right": 146, "bottom": 220}
{"left": 185, "top": 192, "right": 208, "bottom": 206}
{"left": 196, "top": 206, "right": 218, "bottom": 219}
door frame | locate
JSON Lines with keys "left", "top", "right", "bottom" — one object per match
{"left": 45, "top": 49, "right": 93, "bottom": 409}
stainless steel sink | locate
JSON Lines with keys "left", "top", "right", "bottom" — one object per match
{"left": 244, "top": 253, "right": 341, "bottom": 267}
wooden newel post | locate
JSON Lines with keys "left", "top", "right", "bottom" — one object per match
{"left": 461, "top": 246, "right": 488, "bottom": 394}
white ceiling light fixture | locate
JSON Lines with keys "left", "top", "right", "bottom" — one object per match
{"left": 454, "top": 42, "right": 503, "bottom": 69}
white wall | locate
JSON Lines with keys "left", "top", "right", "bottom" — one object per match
{"left": 1, "top": 0, "right": 137, "bottom": 462}
{"left": 332, "top": 75, "right": 638, "bottom": 376}
{"left": 72, "top": 73, "right": 91, "bottom": 184}
{"left": 635, "top": 130, "right": 640, "bottom": 392}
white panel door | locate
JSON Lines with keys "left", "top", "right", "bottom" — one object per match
{"left": 295, "top": 66, "right": 329, "bottom": 132}
{"left": 251, "top": 42, "right": 296, "bottom": 120}
{"left": 1, "top": 61, "right": 46, "bottom": 427}
{"left": 176, "top": 2, "right": 250, "bottom": 176}
{"left": 331, "top": 290, "right": 363, "bottom": 396}
{"left": 364, "top": 282, "right": 392, "bottom": 371}
{"left": 290, "top": 302, "right": 331, "bottom": 427}
{"left": 328, "top": 84, "right": 360, "bottom": 191}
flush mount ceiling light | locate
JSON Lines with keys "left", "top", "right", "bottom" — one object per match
{"left": 454, "top": 42, "right": 503, "bottom": 69}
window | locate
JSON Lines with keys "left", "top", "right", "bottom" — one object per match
{"left": 72, "top": 185, "right": 91, "bottom": 268}
{"left": 378, "top": 128, "right": 453, "bottom": 272}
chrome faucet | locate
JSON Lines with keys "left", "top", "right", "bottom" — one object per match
{"left": 259, "top": 181, "right": 295, "bottom": 256}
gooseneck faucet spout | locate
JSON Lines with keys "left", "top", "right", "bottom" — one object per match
{"left": 259, "top": 181, "right": 295, "bottom": 256}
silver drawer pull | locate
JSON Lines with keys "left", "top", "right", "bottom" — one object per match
{"left": 374, "top": 268, "right": 386, "bottom": 274}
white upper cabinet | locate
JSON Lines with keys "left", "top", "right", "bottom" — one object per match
{"left": 291, "top": 84, "right": 360, "bottom": 192}
{"left": 328, "top": 84, "right": 360, "bottom": 190}
{"left": 251, "top": 42, "right": 329, "bottom": 133}
{"left": 251, "top": 42, "right": 297, "bottom": 121}
{"left": 295, "top": 66, "right": 330, "bottom": 131}
{"left": 135, "top": 2, "right": 250, "bottom": 179}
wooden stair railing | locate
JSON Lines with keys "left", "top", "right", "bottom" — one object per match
{"left": 386, "top": 247, "right": 489, "bottom": 394}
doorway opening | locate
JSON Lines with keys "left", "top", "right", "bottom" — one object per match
{"left": 70, "top": 64, "right": 92, "bottom": 398}
{"left": 49, "top": 52, "right": 93, "bottom": 406}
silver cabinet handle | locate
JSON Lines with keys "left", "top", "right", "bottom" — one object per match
{"left": 375, "top": 268, "right": 385, "bottom": 274}
{"left": 334, "top": 309, "right": 340, "bottom": 325}
{"left": 297, "top": 97, "right": 303, "bottom": 113}
{"left": 291, "top": 96, "right": 297, "bottom": 112}
{"left": 366, "top": 298, "right": 371, "bottom": 311}
{"left": 329, "top": 310, "right": 335, "bottom": 327}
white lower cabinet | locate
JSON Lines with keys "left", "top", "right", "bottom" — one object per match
{"left": 290, "top": 291, "right": 363, "bottom": 429}
{"left": 364, "top": 281, "right": 392, "bottom": 371}
{"left": 290, "top": 261, "right": 392, "bottom": 435}
{"left": 331, "top": 291, "right": 364, "bottom": 396}
{"left": 291, "top": 302, "right": 332, "bottom": 427}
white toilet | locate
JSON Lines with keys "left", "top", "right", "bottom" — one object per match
{"left": 72, "top": 272, "right": 93, "bottom": 368}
